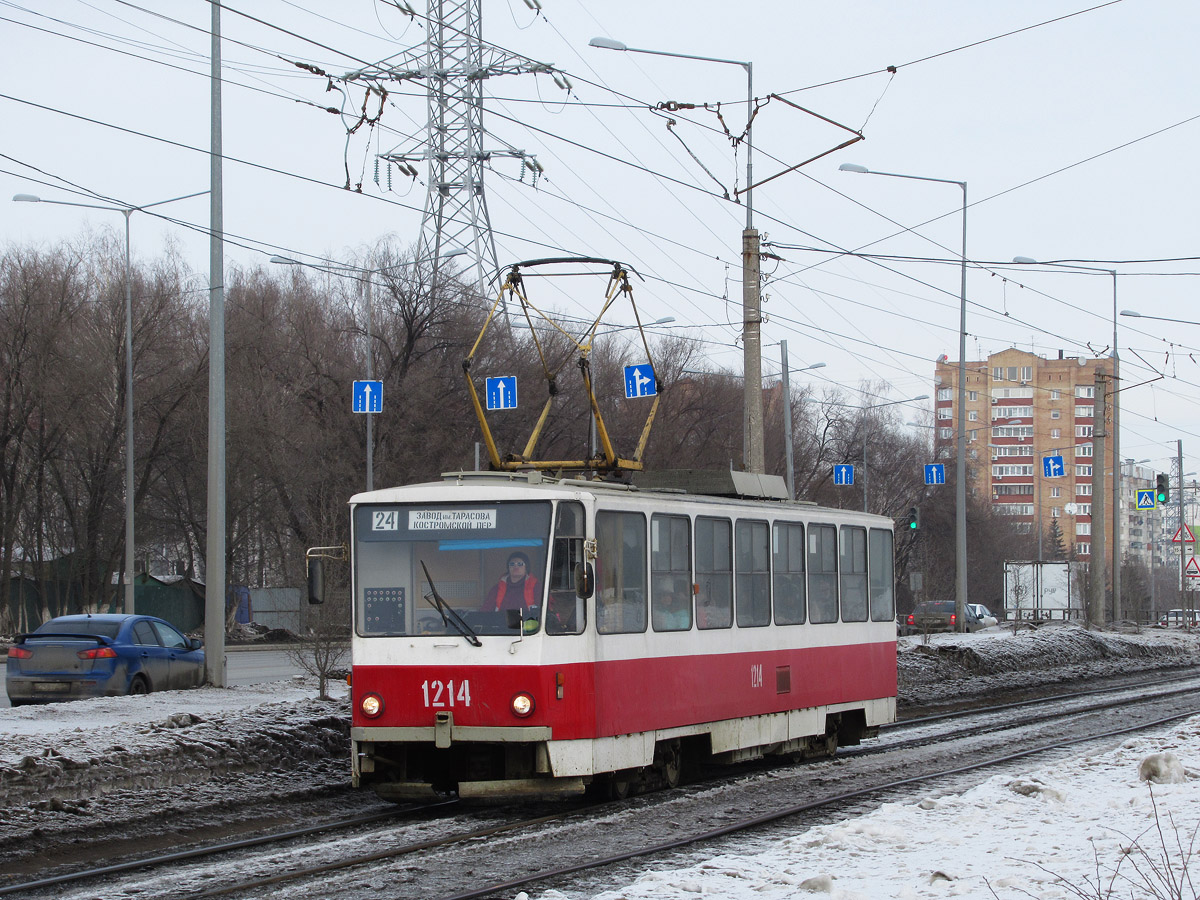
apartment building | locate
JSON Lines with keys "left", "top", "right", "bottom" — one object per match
{"left": 933, "top": 348, "right": 1121, "bottom": 568}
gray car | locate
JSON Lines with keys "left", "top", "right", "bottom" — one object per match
{"left": 901, "top": 600, "right": 985, "bottom": 634}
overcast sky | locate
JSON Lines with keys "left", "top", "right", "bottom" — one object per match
{"left": 3, "top": 1, "right": 1199, "bottom": 475}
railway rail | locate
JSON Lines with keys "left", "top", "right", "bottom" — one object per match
{"left": 7, "top": 667, "right": 1200, "bottom": 900}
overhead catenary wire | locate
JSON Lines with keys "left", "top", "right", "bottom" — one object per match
{"left": 7, "top": 0, "right": 1200, "bottom": 445}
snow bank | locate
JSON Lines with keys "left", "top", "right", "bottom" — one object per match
{"left": 0, "top": 681, "right": 349, "bottom": 805}
{"left": 898, "top": 622, "right": 1200, "bottom": 707}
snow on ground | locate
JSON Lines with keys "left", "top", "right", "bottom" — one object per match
{"left": 1, "top": 680, "right": 350, "bottom": 807}
{"left": 528, "top": 624, "right": 1200, "bottom": 900}
{"left": 532, "top": 718, "right": 1200, "bottom": 900}
{"left": 5, "top": 623, "right": 1200, "bottom": 898}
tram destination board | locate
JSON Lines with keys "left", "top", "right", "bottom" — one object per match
{"left": 364, "top": 587, "right": 405, "bottom": 632}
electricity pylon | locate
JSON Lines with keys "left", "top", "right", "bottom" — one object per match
{"left": 345, "top": 0, "right": 561, "bottom": 300}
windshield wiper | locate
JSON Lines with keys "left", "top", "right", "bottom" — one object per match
{"left": 420, "top": 560, "right": 481, "bottom": 647}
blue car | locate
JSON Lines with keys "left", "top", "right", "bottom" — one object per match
{"left": 6, "top": 614, "right": 205, "bottom": 706}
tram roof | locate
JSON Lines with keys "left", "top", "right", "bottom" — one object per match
{"left": 349, "top": 470, "right": 894, "bottom": 526}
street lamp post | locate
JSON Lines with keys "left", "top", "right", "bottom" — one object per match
{"left": 825, "top": 394, "right": 930, "bottom": 513}
{"left": 780, "top": 344, "right": 826, "bottom": 500}
{"left": 682, "top": 359, "right": 826, "bottom": 495}
{"left": 272, "top": 247, "right": 467, "bottom": 491}
{"left": 588, "top": 37, "right": 765, "bottom": 473}
{"left": 1014, "top": 258, "right": 1120, "bottom": 618}
{"left": 14, "top": 190, "right": 206, "bottom": 613}
{"left": 839, "top": 162, "right": 969, "bottom": 630}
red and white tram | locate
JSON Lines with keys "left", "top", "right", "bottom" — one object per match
{"left": 333, "top": 469, "right": 897, "bottom": 800}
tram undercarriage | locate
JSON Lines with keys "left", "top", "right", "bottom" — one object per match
{"left": 353, "top": 699, "right": 891, "bottom": 801}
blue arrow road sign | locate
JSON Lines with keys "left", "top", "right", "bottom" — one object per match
{"left": 1043, "top": 455, "right": 1065, "bottom": 478}
{"left": 353, "top": 380, "right": 383, "bottom": 413}
{"left": 925, "top": 464, "right": 945, "bottom": 485}
{"left": 624, "top": 364, "right": 657, "bottom": 398}
{"left": 1136, "top": 489, "right": 1157, "bottom": 510}
{"left": 834, "top": 464, "right": 854, "bottom": 485}
{"left": 485, "top": 376, "right": 519, "bottom": 410}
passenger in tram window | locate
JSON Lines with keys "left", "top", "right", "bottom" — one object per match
{"left": 483, "top": 551, "right": 541, "bottom": 612}
{"left": 653, "top": 590, "right": 691, "bottom": 631}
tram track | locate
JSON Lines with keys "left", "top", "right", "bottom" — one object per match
{"left": 444, "top": 706, "right": 1200, "bottom": 900}
{"left": 7, "top": 668, "right": 1200, "bottom": 900}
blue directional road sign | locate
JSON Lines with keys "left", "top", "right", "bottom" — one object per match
{"left": 624, "top": 364, "right": 657, "bottom": 399}
{"left": 1043, "top": 455, "right": 1065, "bottom": 478}
{"left": 924, "top": 464, "right": 945, "bottom": 485}
{"left": 1136, "top": 489, "right": 1157, "bottom": 510}
{"left": 485, "top": 376, "right": 519, "bottom": 411}
{"left": 834, "top": 464, "right": 854, "bottom": 485}
{"left": 353, "top": 380, "right": 383, "bottom": 413}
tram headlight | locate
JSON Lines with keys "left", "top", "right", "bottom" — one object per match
{"left": 511, "top": 692, "right": 535, "bottom": 718}
{"left": 361, "top": 693, "right": 384, "bottom": 718}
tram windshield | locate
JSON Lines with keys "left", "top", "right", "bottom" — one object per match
{"left": 353, "top": 501, "right": 552, "bottom": 638}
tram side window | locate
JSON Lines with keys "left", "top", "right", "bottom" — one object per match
{"left": 839, "top": 525, "right": 869, "bottom": 622}
{"left": 547, "top": 501, "right": 587, "bottom": 635}
{"left": 695, "top": 516, "right": 732, "bottom": 629}
{"left": 808, "top": 523, "right": 839, "bottom": 624}
{"left": 651, "top": 514, "right": 693, "bottom": 632}
{"left": 869, "top": 527, "right": 896, "bottom": 622}
{"left": 735, "top": 520, "right": 770, "bottom": 627}
{"left": 773, "top": 521, "right": 806, "bottom": 625}
{"left": 595, "top": 510, "right": 647, "bottom": 634}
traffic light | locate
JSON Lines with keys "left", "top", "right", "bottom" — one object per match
{"left": 907, "top": 506, "right": 920, "bottom": 530}
{"left": 1157, "top": 473, "right": 1170, "bottom": 504}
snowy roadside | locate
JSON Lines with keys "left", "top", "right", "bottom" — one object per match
{"left": 3, "top": 623, "right": 1198, "bottom": 806}
{"left": 0, "top": 680, "right": 350, "bottom": 808}
{"left": 542, "top": 717, "right": 1200, "bottom": 900}
{"left": 5, "top": 622, "right": 1200, "bottom": 900}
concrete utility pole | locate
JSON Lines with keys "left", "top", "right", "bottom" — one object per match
{"left": 744, "top": 228, "right": 764, "bottom": 472}
{"left": 1090, "top": 370, "right": 1107, "bottom": 628}
{"left": 205, "top": 1, "right": 227, "bottom": 686}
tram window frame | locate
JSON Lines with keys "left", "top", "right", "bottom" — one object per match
{"left": 651, "top": 513, "right": 693, "bottom": 632}
{"left": 695, "top": 516, "right": 733, "bottom": 629}
{"left": 547, "top": 501, "right": 587, "bottom": 635}
{"left": 772, "top": 521, "right": 806, "bottom": 625}
{"left": 869, "top": 527, "right": 896, "bottom": 622}
{"left": 735, "top": 519, "right": 770, "bottom": 627}
{"left": 807, "top": 523, "right": 839, "bottom": 624}
{"left": 839, "top": 525, "right": 869, "bottom": 622}
{"left": 595, "top": 509, "right": 648, "bottom": 634}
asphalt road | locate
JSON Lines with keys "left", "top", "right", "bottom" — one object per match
{"left": 1, "top": 646, "right": 305, "bottom": 709}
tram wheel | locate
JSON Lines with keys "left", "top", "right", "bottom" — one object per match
{"left": 655, "top": 740, "right": 682, "bottom": 789}
{"left": 609, "top": 771, "right": 634, "bottom": 800}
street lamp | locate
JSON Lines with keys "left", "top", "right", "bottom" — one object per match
{"left": 839, "top": 161, "right": 969, "bottom": 630}
{"left": 680, "top": 358, "right": 826, "bottom": 499}
{"left": 825, "top": 394, "right": 930, "bottom": 513}
{"left": 272, "top": 246, "right": 468, "bottom": 491}
{"left": 589, "top": 36, "right": 766, "bottom": 474}
{"left": 1120, "top": 309, "right": 1200, "bottom": 326}
{"left": 14, "top": 189, "right": 206, "bottom": 613}
{"left": 1014, "top": 257, "right": 1121, "bottom": 618}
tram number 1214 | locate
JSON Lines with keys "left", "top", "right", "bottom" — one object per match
{"left": 421, "top": 679, "right": 472, "bottom": 708}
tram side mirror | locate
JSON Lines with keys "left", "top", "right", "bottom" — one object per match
{"left": 575, "top": 562, "right": 595, "bottom": 599}
{"left": 307, "top": 558, "right": 325, "bottom": 605}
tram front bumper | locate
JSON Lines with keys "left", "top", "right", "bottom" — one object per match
{"left": 350, "top": 723, "right": 553, "bottom": 744}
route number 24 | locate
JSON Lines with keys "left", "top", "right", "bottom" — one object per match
{"left": 421, "top": 679, "right": 471, "bottom": 708}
